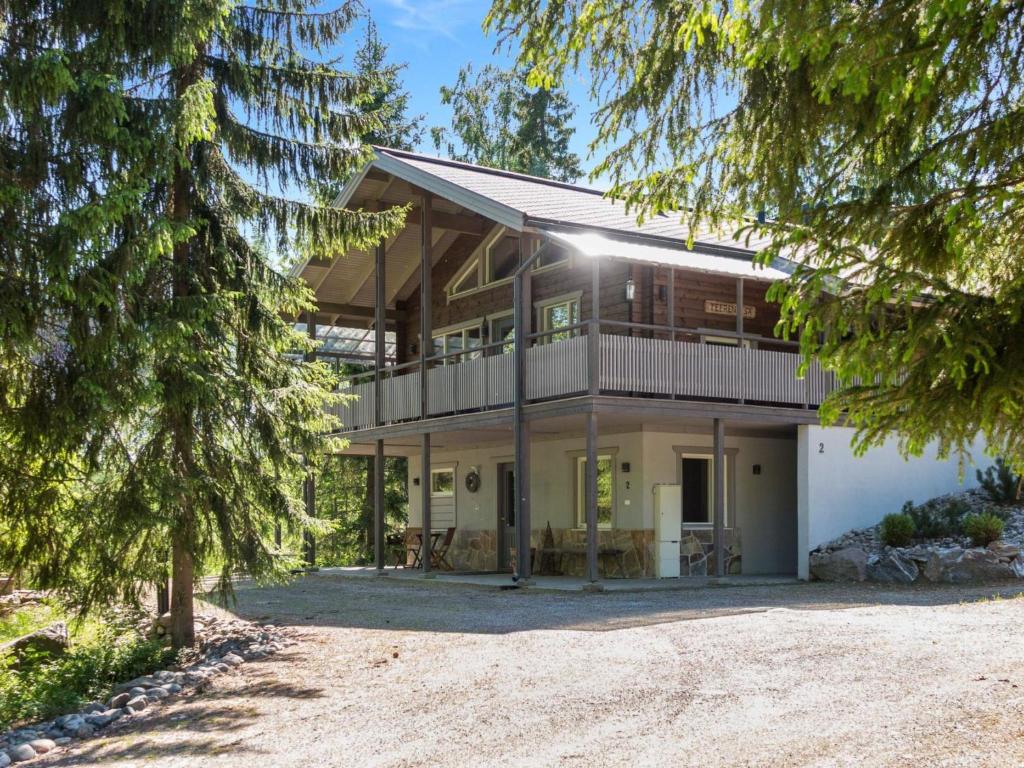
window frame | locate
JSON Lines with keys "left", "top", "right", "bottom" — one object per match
{"left": 430, "top": 466, "right": 456, "bottom": 498}
{"left": 445, "top": 229, "right": 571, "bottom": 302}
{"left": 672, "top": 445, "right": 738, "bottom": 529}
{"left": 570, "top": 448, "right": 618, "bottom": 530}
{"left": 430, "top": 318, "right": 484, "bottom": 364}
{"left": 488, "top": 310, "right": 515, "bottom": 355}
{"left": 535, "top": 291, "right": 582, "bottom": 341}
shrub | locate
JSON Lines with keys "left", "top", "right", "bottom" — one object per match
{"left": 904, "top": 498, "right": 966, "bottom": 539}
{"left": 962, "top": 512, "right": 1005, "bottom": 547}
{"left": 0, "top": 614, "right": 174, "bottom": 730}
{"left": 976, "top": 457, "right": 1021, "bottom": 505}
{"left": 880, "top": 513, "right": 915, "bottom": 547}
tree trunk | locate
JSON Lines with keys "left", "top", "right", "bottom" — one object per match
{"left": 170, "top": 528, "right": 195, "bottom": 648}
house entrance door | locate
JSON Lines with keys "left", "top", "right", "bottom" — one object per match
{"left": 496, "top": 463, "right": 516, "bottom": 572}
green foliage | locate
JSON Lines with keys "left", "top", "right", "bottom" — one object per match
{"left": 0, "top": 614, "right": 173, "bottom": 730}
{"left": 316, "top": 455, "right": 408, "bottom": 566}
{"left": 0, "top": 0, "right": 405, "bottom": 641}
{"left": 962, "top": 512, "right": 1005, "bottom": 548}
{"left": 902, "top": 498, "right": 968, "bottom": 539}
{"left": 0, "top": 603, "right": 63, "bottom": 644}
{"left": 487, "top": 0, "right": 1024, "bottom": 466}
{"left": 976, "top": 458, "right": 1021, "bottom": 505}
{"left": 879, "top": 513, "right": 915, "bottom": 548}
{"left": 313, "top": 19, "right": 423, "bottom": 204}
{"left": 432, "top": 64, "right": 582, "bottom": 182}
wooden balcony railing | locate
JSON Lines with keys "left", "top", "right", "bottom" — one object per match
{"left": 329, "top": 321, "right": 835, "bottom": 432}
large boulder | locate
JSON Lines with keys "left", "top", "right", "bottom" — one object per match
{"left": 0, "top": 622, "right": 68, "bottom": 667}
{"left": 867, "top": 551, "right": 919, "bottom": 584}
{"left": 924, "top": 547, "right": 1015, "bottom": 583}
{"left": 810, "top": 547, "right": 868, "bottom": 582}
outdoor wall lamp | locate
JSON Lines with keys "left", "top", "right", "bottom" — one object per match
{"left": 625, "top": 277, "right": 636, "bottom": 302}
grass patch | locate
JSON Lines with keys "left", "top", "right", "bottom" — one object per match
{"left": 0, "top": 604, "right": 175, "bottom": 731}
{"left": 0, "top": 602, "right": 63, "bottom": 644}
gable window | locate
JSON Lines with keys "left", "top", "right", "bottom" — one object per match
{"left": 574, "top": 455, "right": 615, "bottom": 529}
{"left": 449, "top": 258, "right": 480, "bottom": 296}
{"left": 486, "top": 233, "right": 519, "bottom": 282}
{"left": 534, "top": 241, "right": 570, "bottom": 271}
{"left": 447, "top": 229, "right": 572, "bottom": 301}
{"left": 432, "top": 321, "right": 482, "bottom": 363}
{"left": 537, "top": 293, "right": 581, "bottom": 342}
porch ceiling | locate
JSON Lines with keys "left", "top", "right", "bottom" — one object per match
{"left": 334, "top": 396, "right": 803, "bottom": 455}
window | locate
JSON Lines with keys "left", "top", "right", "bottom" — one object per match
{"left": 575, "top": 455, "right": 614, "bottom": 529}
{"left": 679, "top": 455, "right": 727, "bottom": 526}
{"left": 486, "top": 234, "right": 519, "bottom": 282}
{"left": 430, "top": 467, "right": 455, "bottom": 497}
{"left": 537, "top": 294, "right": 581, "bottom": 342}
{"left": 701, "top": 334, "right": 755, "bottom": 349}
{"left": 534, "top": 241, "right": 569, "bottom": 270}
{"left": 447, "top": 229, "right": 571, "bottom": 300}
{"left": 489, "top": 313, "right": 515, "bottom": 355}
{"left": 432, "top": 322, "right": 482, "bottom": 363}
{"left": 449, "top": 259, "right": 480, "bottom": 296}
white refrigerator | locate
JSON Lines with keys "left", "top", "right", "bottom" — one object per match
{"left": 653, "top": 484, "right": 682, "bottom": 578}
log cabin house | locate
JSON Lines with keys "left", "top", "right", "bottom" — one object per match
{"left": 293, "top": 148, "right": 980, "bottom": 584}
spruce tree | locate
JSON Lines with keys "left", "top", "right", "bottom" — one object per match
{"left": 432, "top": 63, "right": 582, "bottom": 182}
{"left": 1, "top": 0, "right": 403, "bottom": 647}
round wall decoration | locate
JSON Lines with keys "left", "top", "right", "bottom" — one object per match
{"left": 464, "top": 469, "right": 481, "bottom": 493}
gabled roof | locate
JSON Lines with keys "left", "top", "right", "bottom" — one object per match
{"left": 364, "top": 147, "right": 774, "bottom": 257}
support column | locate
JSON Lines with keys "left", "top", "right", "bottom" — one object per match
{"left": 513, "top": 236, "right": 533, "bottom": 582}
{"left": 713, "top": 417, "right": 726, "bottom": 577}
{"left": 374, "top": 237, "right": 386, "bottom": 572}
{"left": 588, "top": 254, "right": 601, "bottom": 395}
{"left": 585, "top": 411, "right": 600, "bottom": 585}
{"left": 668, "top": 267, "right": 676, "bottom": 399}
{"left": 303, "top": 310, "right": 316, "bottom": 567}
{"left": 736, "top": 278, "right": 745, "bottom": 338}
{"left": 420, "top": 192, "right": 433, "bottom": 576}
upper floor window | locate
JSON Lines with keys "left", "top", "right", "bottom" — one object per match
{"left": 537, "top": 293, "right": 581, "bottom": 342}
{"left": 432, "top": 321, "right": 482, "bottom": 364}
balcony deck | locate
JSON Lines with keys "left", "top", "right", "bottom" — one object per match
{"left": 331, "top": 329, "right": 835, "bottom": 434}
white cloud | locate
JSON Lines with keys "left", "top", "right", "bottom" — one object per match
{"left": 377, "top": 0, "right": 479, "bottom": 42}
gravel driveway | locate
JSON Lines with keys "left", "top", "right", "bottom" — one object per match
{"left": 40, "top": 575, "right": 1024, "bottom": 767}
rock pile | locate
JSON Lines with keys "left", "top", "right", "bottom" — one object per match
{"left": 811, "top": 490, "right": 1024, "bottom": 584}
{"left": 0, "top": 613, "right": 297, "bottom": 765}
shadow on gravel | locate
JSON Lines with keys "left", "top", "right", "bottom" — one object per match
{"left": 217, "top": 572, "right": 1024, "bottom": 636}
{"left": 42, "top": 657, "right": 324, "bottom": 766}
{"left": 41, "top": 705, "right": 264, "bottom": 765}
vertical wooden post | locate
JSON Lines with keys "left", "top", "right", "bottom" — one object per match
{"left": 374, "top": 239, "right": 386, "bottom": 572}
{"left": 588, "top": 255, "right": 601, "bottom": 395}
{"left": 303, "top": 311, "right": 316, "bottom": 567}
{"left": 736, "top": 278, "right": 745, "bottom": 338}
{"left": 585, "top": 410, "right": 599, "bottom": 583}
{"left": 420, "top": 193, "right": 433, "bottom": 575}
{"left": 713, "top": 417, "right": 725, "bottom": 577}
{"left": 668, "top": 267, "right": 676, "bottom": 398}
{"left": 736, "top": 278, "right": 746, "bottom": 404}
{"left": 513, "top": 235, "right": 532, "bottom": 582}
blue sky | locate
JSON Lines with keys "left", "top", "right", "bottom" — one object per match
{"left": 366, "top": 0, "right": 603, "bottom": 180}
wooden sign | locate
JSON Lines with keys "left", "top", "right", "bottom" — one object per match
{"left": 705, "top": 300, "right": 755, "bottom": 319}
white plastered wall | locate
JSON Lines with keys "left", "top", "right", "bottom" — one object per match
{"left": 796, "top": 425, "right": 989, "bottom": 579}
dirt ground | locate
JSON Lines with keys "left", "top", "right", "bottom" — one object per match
{"left": 39, "top": 574, "right": 1024, "bottom": 767}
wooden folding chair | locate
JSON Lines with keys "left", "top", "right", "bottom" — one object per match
{"left": 431, "top": 527, "right": 457, "bottom": 571}
{"left": 402, "top": 527, "right": 423, "bottom": 568}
